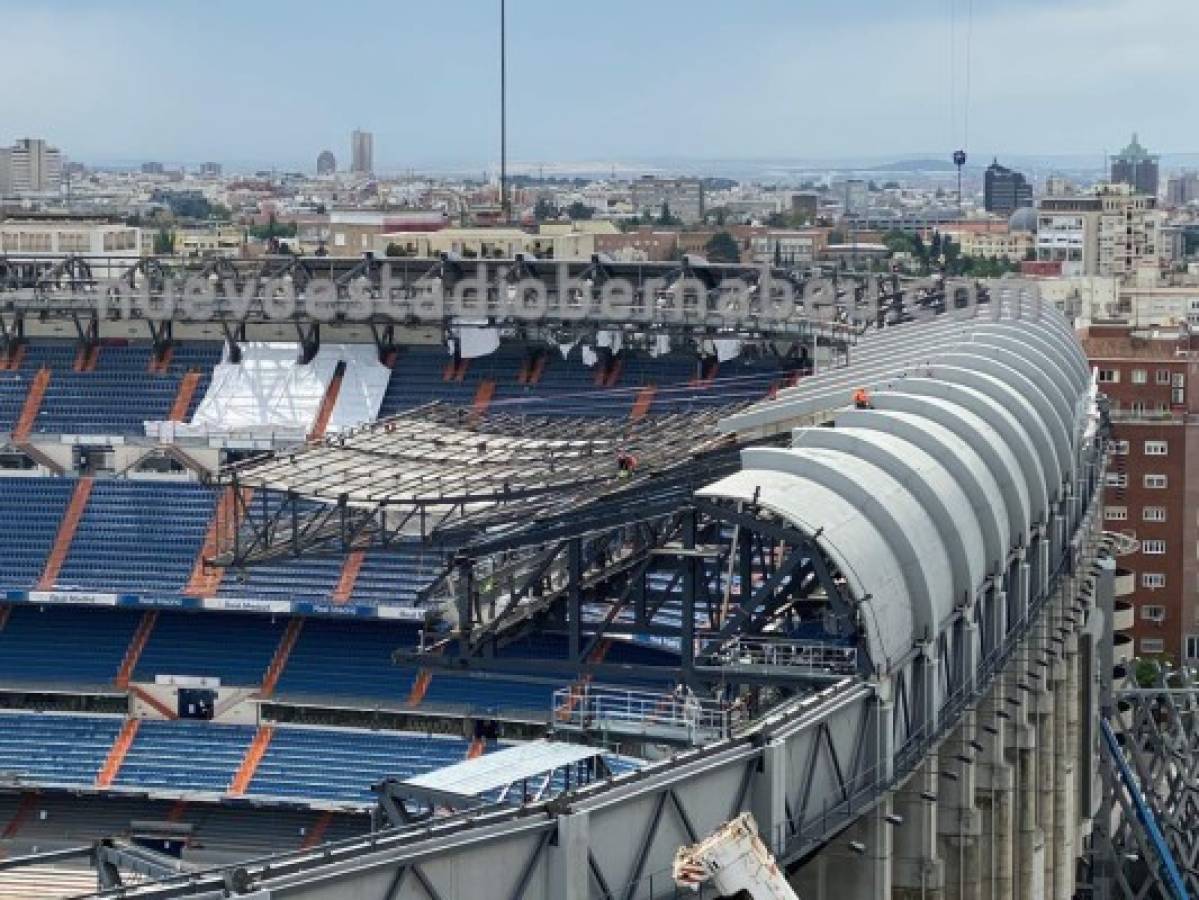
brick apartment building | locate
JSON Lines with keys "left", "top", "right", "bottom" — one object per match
{"left": 1082, "top": 323, "right": 1199, "bottom": 661}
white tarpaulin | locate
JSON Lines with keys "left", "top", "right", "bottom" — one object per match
{"left": 185, "top": 342, "right": 328, "bottom": 434}
{"left": 453, "top": 325, "right": 501, "bottom": 359}
{"left": 149, "top": 342, "right": 389, "bottom": 439}
{"left": 327, "top": 344, "right": 392, "bottom": 432}
{"left": 597, "top": 330, "right": 623, "bottom": 353}
{"left": 712, "top": 338, "right": 742, "bottom": 362}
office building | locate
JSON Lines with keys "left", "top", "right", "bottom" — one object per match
{"left": 1111, "top": 132, "right": 1160, "bottom": 196}
{"left": 199, "top": 162, "right": 222, "bottom": 177}
{"left": 350, "top": 130, "right": 374, "bottom": 175}
{"left": 0, "top": 138, "right": 64, "bottom": 196}
{"left": 141, "top": 161, "right": 166, "bottom": 175}
{"left": 1166, "top": 172, "right": 1199, "bottom": 207}
{"left": 983, "top": 158, "right": 1033, "bottom": 215}
{"left": 317, "top": 150, "right": 336, "bottom": 176}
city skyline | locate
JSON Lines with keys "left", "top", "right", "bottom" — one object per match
{"left": 3, "top": 0, "right": 1199, "bottom": 171}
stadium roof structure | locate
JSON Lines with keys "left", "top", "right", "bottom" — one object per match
{"left": 702, "top": 295, "right": 1094, "bottom": 672}
{"left": 215, "top": 401, "right": 756, "bottom": 566}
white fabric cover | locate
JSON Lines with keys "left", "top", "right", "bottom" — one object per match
{"left": 156, "top": 342, "right": 388, "bottom": 438}
{"left": 326, "top": 345, "right": 392, "bottom": 433}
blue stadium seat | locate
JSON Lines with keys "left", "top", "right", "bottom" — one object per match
{"left": 0, "top": 713, "right": 124, "bottom": 786}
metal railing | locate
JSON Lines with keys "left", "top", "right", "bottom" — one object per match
{"left": 552, "top": 685, "right": 746, "bottom": 742}
{"left": 700, "top": 636, "right": 858, "bottom": 675}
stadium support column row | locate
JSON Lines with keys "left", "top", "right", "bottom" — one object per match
{"left": 939, "top": 610, "right": 982, "bottom": 900}
{"left": 792, "top": 800, "right": 894, "bottom": 900}
{"left": 977, "top": 668, "right": 1014, "bottom": 900}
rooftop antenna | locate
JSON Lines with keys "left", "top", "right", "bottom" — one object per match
{"left": 953, "top": 149, "right": 967, "bottom": 215}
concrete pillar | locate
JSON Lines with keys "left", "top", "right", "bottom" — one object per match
{"left": 547, "top": 808, "right": 590, "bottom": 900}
{"left": 979, "top": 678, "right": 1014, "bottom": 900}
{"left": 1016, "top": 743, "right": 1044, "bottom": 900}
{"left": 1037, "top": 672, "right": 1057, "bottom": 898}
{"left": 940, "top": 717, "right": 982, "bottom": 900}
{"left": 801, "top": 799, "right": 892, "bottom": 900}
{"left": 1052, "top": 642, "right": 1078, "bottom": 899}
{"left": 893, "top": 761, "right": 944, "bottom": 900}
{"left": 750, "top": 738, "right": 789, "bottom": 858}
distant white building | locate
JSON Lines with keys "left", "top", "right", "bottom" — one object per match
{"left": 0, "top": 138, "right": 64, "bottom": 196}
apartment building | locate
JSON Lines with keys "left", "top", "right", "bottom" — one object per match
{"left": 1082, "top": 323, "right": 1199, "bottom": 661}
{"left": 1037, "top": 183, "right": 1160, "bottom": 278}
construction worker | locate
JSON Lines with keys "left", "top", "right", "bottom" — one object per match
{"left": 617, "top": 451, "right": 638, "bottom": 478}
{"left": 852, "top": 386, "right": 871, "bottom": 409}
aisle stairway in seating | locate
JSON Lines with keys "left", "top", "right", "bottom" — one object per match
{"left": 36, "top": 477, "right": 93, "bottom": 590}
{"left": 0, "top": 344, "right": 25, "bottom": 372}
{"left": 331, "top": 549, "right": 367, "bottom": 604}
{"left": 115, "top": 611, "right": 158, "bottom": 689}
{"left": 308, "top": 361, "right": 345, "bottom": 440}
{"left": 1, "top": 792, "right": 38, "bottom": 839}
{"left": 471, "top": 378, "right": 496, "bottom": 419}
{"left": 73, "top": 344, "right": 100, "bottom": 373}
{"left": 12, "top": 368, "right": 50, "bottom": 442}
{"left": 629, "top": 386, "right": 656, "bottom": 421}
{"left": 260, "top": 618, "right": 303, "bottom": 698}
{"left": 300, "top": 810, "right": 334, "bottom": 849}
{"left": 96, "top": 719, "right": 140, "bottom": 788}
{"left": 229, "top": 726, "right": 275, "bottom": 796}
{"left": 184, "top": 486, "right": 253, "bottom": 597}
{"left": 168, "top": 370, "right": 201, "bottom": 421}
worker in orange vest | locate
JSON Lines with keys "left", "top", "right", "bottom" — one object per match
{"left": 853, "top": 387, "right": 871, "bottom": 409}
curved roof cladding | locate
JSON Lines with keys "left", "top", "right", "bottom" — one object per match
{"left": 790, "top": 426, "right": 986, "bottom": 601}
{"left": 970, "top": 321, "right": 1090, "bottom": 397}
{"left": 699, "top": 304, "right": 1093, "bottom": 670}
{"left": 832, "top": 407, "right": 1009, "bottom": 574}
{"left": 930, "top": 351, "right": 1074, "bottom": 489}
{"left": 906, "top": 370, "right": 1053, "bottom": 519}
{"left": 695, "top": 468, "right": 915, "bottom": 670}
{"left": 967, "top": 334, "right": 1079, "bottom": 428}
{"left": 742, "top": 447, "right": 955, "bottom": 643}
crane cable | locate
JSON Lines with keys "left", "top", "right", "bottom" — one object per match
{"left": 947, "top": 0, "right": 975, "bottom": 152}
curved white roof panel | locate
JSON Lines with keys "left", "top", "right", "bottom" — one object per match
{"left": 704, "top": 304, "right": 1092, "bottom": 672}
{"left": 695, "top": 468, "right": 914, "bottom": 670}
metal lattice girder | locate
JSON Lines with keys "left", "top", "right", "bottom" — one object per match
{"left": 213, "top": 402, "right": 756, "bottom": 567}
{"left": 1101, "top": 669, "right": 1199, "bottom": 897}
{"left": 0, "top": 252, "right": 949, "bottom": 339}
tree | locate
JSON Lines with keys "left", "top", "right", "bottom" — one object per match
{"left": 385, "top": 242, "right": 408, "bottom": 257}
{"left": 656, "top": 202, "right": 681, "bottom": 227}
{"left": 827, "top": 229, "right": 846, "bottom": 246}
{"left": 153, "top": 228, "right": 175, "bottom": 255}
{"left": 773, "top": 241, "right": 783, "bottom": 268}
{"left": 704, "top": 231, "right": 740, "bottom": 263}
{"left": 533, "top": 198, "right": 557, "bottom": 221}
{"left": 567, "top": 201, "right": 595, "bottom": 220}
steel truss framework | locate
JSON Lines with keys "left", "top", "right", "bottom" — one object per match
{"left": 70, "top": 349, "right": 1108, "bottom": 898}
{"left": 1087, "top": 669, "right": 1199, "bottom": 899}
{"left": 401, "top": 494, "right": 866, "bottom": 698}
{"left": 215, "top": 403, "right": 753, "bottom": 563}
{"left": 78, "top": 478, "right": 1105, "bottom": 899}
{"left": 0, "top": 253, "right": 975, "bottom": 360}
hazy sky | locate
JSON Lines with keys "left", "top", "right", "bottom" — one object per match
{"left": 0, "top": 0, "right": 1194, "bottom": 171}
